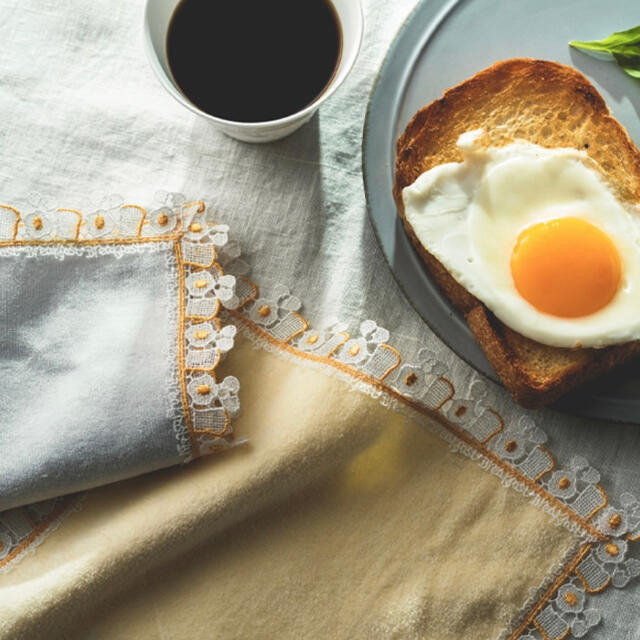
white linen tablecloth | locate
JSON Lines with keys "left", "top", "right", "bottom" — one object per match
{"left": 1, "top": 0, "right": 640, "bottom": 637}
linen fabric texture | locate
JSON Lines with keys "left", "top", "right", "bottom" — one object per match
{"left": 1, "top": 0, "right": 640, "bottom": 637}
{"left": 0, "top": 243, "right": 187, "bottom": 511}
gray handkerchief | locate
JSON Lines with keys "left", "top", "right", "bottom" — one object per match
{"left": 0, "top": 195, "right": 243, "bottom": 511}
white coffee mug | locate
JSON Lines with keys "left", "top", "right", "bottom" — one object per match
{"left": 143, "top": 0, "right": 364, "bottom": 143}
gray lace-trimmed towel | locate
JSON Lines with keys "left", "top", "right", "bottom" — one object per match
{"left": 0, "top": 193, "right": 246, "bottom": 512}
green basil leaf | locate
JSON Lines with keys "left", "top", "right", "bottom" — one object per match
{"left": 570, "top": 25, "right": 640, "bottom": 78}
{"left": 614, "top": 53, "right": 640, "bottom": 78}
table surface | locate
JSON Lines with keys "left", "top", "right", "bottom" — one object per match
{"left": 1, "top": 0, "right": 640, "bottom": 636}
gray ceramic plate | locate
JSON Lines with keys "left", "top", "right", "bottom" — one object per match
{"left": 363, "top": 0, "right": 640, "bottom": 422}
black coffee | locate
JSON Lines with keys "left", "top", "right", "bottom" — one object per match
{"left": 167, "top": 0, "right": 342, "bottom": 123}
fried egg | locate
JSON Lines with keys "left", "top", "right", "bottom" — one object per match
{"left": 402, "top": 130, "right": 640, "bottom": 348}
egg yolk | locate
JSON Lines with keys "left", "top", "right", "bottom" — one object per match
{"left": 510, "top": 217, "right": 621, "bottom": 318}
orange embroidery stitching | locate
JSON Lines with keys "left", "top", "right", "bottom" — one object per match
{"left": 0, "top": 234, "right": 183, "bottom": 247}
{"left": 327, "top": 331, "right": 349, "bottom": 357}
{"left": 234, "top": 275, "right": 259, "bottom": 309}
{"left": 183, "top": 200, "right": 206, "bottom": 213}
{"left": 609, "top": 513, "right": 622, "bottom": 529}
{"left": 558, "top": 477, "right": 571, "bottom": 490}
{"left": 194, "top": 422, "right": 231, "bottom": 439}
{"left": 0, "top": 204, "right": 21, "bottom": 240}
{"left": 508, "top": 544, "right": 593, "bottom": 640}
{"left": 588, "top": 485, "right": 608, "bottom": 520}
{"left": 174, "top": 244, "right": 234, "bottom": 454}
{"left": 185, "top": 300, "right": 222, "bottom": 324}
{"left": 505, "top": 439, "right": 518, "bottom": 453}
{"left": 120, "top": 204, "right": 148, "bottom": 237}
{"left": 187, "top": 355, "right": 222, "bottom": 374}
{"left": 432, "top": 376, "right": 455, "bottom": 410}
{"left": 574, "top": 566, "right": 612, "bottom": 595}
{"left": 0, "top": 500, "right": 78, "bottom": 571}
{"left": 182, "top": 247, "right": 217, "bottom": 269}
{"left": 480, "top": 408, "right": 505, "bottom": 445}
{"left": 533, "top": 623, "right": 571, "bottom": 640}
{"left": 405, "top": 372, "right": 418, "bottom": 386}
{"left": 174, "top": 240, "right": 200, "bottom": 457}
{"left": 533, "top": 445, "right": 555, "bottom": 481}
{"left": 283, "top": 311, "right": 309, "bottom": 343}
{"left": 378, "top": 344, "right": 401, "bottom": 381}
{"left": 56, "top": 208, "right": 83, "bottom": 240}
{"left": 605, "top": 542, "right": 619, "bottom": 556}
{"left": 510, "top": 487, "right": 609, "bottom": 636}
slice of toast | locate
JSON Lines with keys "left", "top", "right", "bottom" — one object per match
{"left": 393, "top": 58, "right": 640, "bottom": 408}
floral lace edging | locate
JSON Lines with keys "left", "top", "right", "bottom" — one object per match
{"left": 170, "top": 195, "right": 243, "bottom": 460}
{"left": 0, "top": 192, "right": 244, "bottom": 461}
{"left": 504, "top": 498, "right": 640, "bottom": 640}
{"left": 0, "top": 494, "right": 85, "bottom": 576}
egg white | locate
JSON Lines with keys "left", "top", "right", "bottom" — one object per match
{"left": 402, "top": 130, "right": 640, "bottom": 348}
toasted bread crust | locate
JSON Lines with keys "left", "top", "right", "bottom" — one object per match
{"left": 394, "top": 58, "right": 640, "bottom": 408}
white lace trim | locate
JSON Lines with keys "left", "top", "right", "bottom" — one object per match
{"left": 164, "top": 247, "right": 191, "bottom": 460}
{"left": 0, "top": 240, "right": 173, "bottom": 259}
{"left": 0, "top": 493, "right": 85, "bottom": 575}
{"left": 495, "top": 541, "right": 587, "bottom": 640}
{"left": 176, "top": 205, "right": 241, "bottom": 459}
